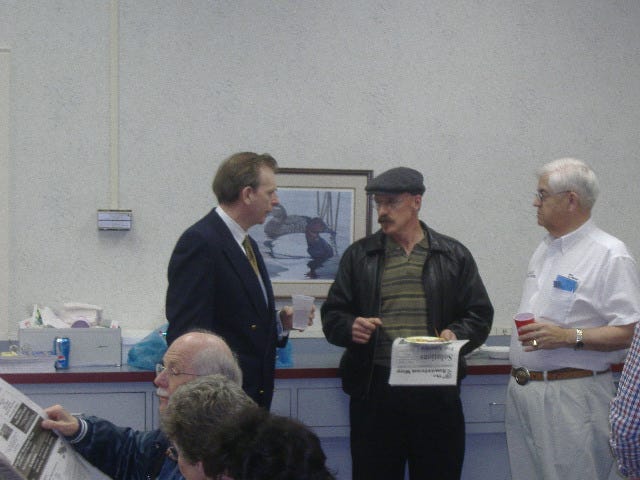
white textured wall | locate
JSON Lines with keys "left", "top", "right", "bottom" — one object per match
{"left": 1, "top": 1, "right": 639, "bottom": 339}
{"left": 1, "top": 49, "right": 8, "bottom": 335}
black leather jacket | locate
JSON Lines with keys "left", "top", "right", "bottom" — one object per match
{"left": 321, "top": 223, "right": 494, "bottom": 399}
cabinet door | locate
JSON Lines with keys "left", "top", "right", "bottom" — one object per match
{"left": 18, "top": 384, "right": 153, "bottom": 431}
{"left": 30, "top": 392, "right": 148, "bottom": 430}
{"left": 297, "top": 387, "right": 349, "bottom": 426}
{"left": 271, "top": 387, "right": 292, "bottom": 417}
{"left": 462, "top": 432, "right": 511, "bottom": 480}
{"left": 460, "top": 383, "right": 507, "bottom": 430}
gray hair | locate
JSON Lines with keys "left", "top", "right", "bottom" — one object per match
{"left": 180, "top": 329, "right": 243, "bottom": 385}
{"left": 190, "top": 342, "right": 243, "bottom": 385}
{"left": 537, "top": 158, "right": 599, "bottom": 209}
{"left": 161, "top": 374, "right": 255, "bottom": 465}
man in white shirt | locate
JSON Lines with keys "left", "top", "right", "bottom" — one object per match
{"left": 506, "top": 158, "right": 640, "bottom": 480}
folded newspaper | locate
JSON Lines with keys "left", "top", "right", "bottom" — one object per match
{"left": 0, "top": 377, "right": 109, "bottom": 480}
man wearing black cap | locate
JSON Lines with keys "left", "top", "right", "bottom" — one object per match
{"left": 321, "top": 167, "right": 493, "bottom": 480}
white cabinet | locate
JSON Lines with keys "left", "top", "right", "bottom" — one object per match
{"left": 460, "top": 375, "right": 511, "bottom": 479}
{"left": 8, "top": 372, "right": 512, "bottom": 480}
{"left": 297, "top": 386, "right": 349, "bottom": 437}
{"left": 16, "top": 382, "right": 156, "bottom": 432}
{"left": 460, "top": 374, "right": 508, "bottom": 433}
{"left": 274, "top": 378, "right": 351, "bottom": 477}
{"left": 270, "top": 385, "right": 292, "bottom": 417}
{"left": 274, "top": 374, "right": 512, "bottom": 480}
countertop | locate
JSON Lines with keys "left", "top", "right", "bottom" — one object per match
{"left": 0, "top": 351, "right": 514, "bottom": 385}
{"left": 0, "top": 338, "right": 621, "bottom": 385}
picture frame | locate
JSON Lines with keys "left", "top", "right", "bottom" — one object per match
{"left": 249, "top": 168, "right": 373, "bottom": 299}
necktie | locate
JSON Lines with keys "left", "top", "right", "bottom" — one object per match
{"left": 243, "top": 236, "right": 261, "bottom": 278}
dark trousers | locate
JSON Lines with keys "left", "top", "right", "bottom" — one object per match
{"left": 349, "top": 366, "right": 465, "bottom": 480}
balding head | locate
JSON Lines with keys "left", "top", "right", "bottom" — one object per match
{"left": 179, "top": 330, "right": 242, "bottom": 384}
{"left": 154, "top": 330, "right": 242, "bottom": 413}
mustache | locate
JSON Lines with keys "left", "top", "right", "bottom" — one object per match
{"left": 156, "top": 387, "right": 169, "bottom": 399}
{"left": 378, "top": 215, "right": 392, "bottom": 223}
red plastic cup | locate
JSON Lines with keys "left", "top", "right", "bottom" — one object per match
{"left": 514, "top": 312, "right": 535, "bottom": 331}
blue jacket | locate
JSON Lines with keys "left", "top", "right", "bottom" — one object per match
{"left": 70, "top": 416, "right": 183, "bottom": 480}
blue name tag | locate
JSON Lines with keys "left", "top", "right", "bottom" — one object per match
{"left": 553, "top": 274, "right": 578, "bottom": 292}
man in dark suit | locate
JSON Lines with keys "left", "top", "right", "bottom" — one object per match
{"left": 165, "top": 152, "right": 294, "bottom": 410}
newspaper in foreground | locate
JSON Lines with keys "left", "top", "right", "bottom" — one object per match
{"left": 0, "top": 377, "right": 110, "bottom": 480}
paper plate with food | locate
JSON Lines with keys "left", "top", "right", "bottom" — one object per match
{"left": 404, "top": 336, "right": 451, "bottom": 346}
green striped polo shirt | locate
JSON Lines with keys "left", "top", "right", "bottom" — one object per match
{"left": 373, "top": 232, "right": 430, "bottom": 367}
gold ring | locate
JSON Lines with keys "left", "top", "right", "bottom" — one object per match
{"left": 532, "top": 339, "right": 538, "bottom": 348}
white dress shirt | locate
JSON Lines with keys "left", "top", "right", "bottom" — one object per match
{"left": 216, "top": 206, "right": 268, "bottom": 304}
{"left": 216, "top": 207, "right": 286, "bottom": 336}
{"left": 509, "top": 220, "right": 640, "bottom": 371}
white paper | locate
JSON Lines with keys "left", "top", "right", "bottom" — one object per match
{"left": 40, "top": 308, "right": 68, "bottom": 329}
{"left": 389, "top": 338, "right": 469, "bottom": 386}
{"left": 0, "top": 377, "right": 110, "bottom": 479}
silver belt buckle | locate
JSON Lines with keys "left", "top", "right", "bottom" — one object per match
{"left": 514, "top": 367, "right": 531, "bottom": 386}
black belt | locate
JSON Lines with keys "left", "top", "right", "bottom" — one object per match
{"left": 511, "top": 367, "right": 610, "bottom": 386}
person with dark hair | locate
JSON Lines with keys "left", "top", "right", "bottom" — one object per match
{"left": 41, "top": 331, "right": 243, "bottom": 480}
{"left": 164, "top": 400, "right": 335, "bottom": 480}
{"left": 165, "top": 151, "right": 310, "bottom": 409}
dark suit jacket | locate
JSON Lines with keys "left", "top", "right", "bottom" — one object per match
{"left": 165, "top": 207, "right": 284, "bottom": 409}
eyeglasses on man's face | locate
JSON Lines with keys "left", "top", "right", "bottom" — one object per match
{"left": 373, "top": 195, "right": 407, "bottom": 210}
{"left": 534, "top": 190, "right": 571, "bottom": 202}
{"left": 155, "top": 363, "right": 200, "bottom": 377}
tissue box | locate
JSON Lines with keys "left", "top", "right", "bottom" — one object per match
{"left": 19, "top": 328, "right": 122, "bottom": 367}
{"left": 58, "top": 303, "right": 103, "bottom": 326}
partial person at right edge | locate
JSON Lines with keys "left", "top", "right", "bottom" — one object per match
{"left": 610, "top": 321, "right": 640, "bottom": 480}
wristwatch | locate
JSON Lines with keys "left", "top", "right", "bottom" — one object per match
{"left": 574, "top": 328, "right": 585, "bottom": 350}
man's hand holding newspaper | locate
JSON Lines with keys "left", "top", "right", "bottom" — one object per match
{"left": 0, "top": 377, "right": 109, "bottom": 480}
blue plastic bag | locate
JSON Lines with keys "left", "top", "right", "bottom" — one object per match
{"left": 276, "top": 341, "right": 293, "bottom": 368}
{"left": 127, "top": 323, "right": 168, "bottom": 371}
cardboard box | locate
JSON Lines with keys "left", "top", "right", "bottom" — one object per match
{"left": 19, "top": 328, "right": 122, "bottom": 367}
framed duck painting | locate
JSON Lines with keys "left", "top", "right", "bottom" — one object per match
{"left": 248, "top": 168, "right": 373, "bottom": 299}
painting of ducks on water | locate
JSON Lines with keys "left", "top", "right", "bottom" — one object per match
{"left": 248, "top": 168, "right": 373, "bottom": 298}
{"left": 249, "top": 188, "right": 352, "bottom": 282}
